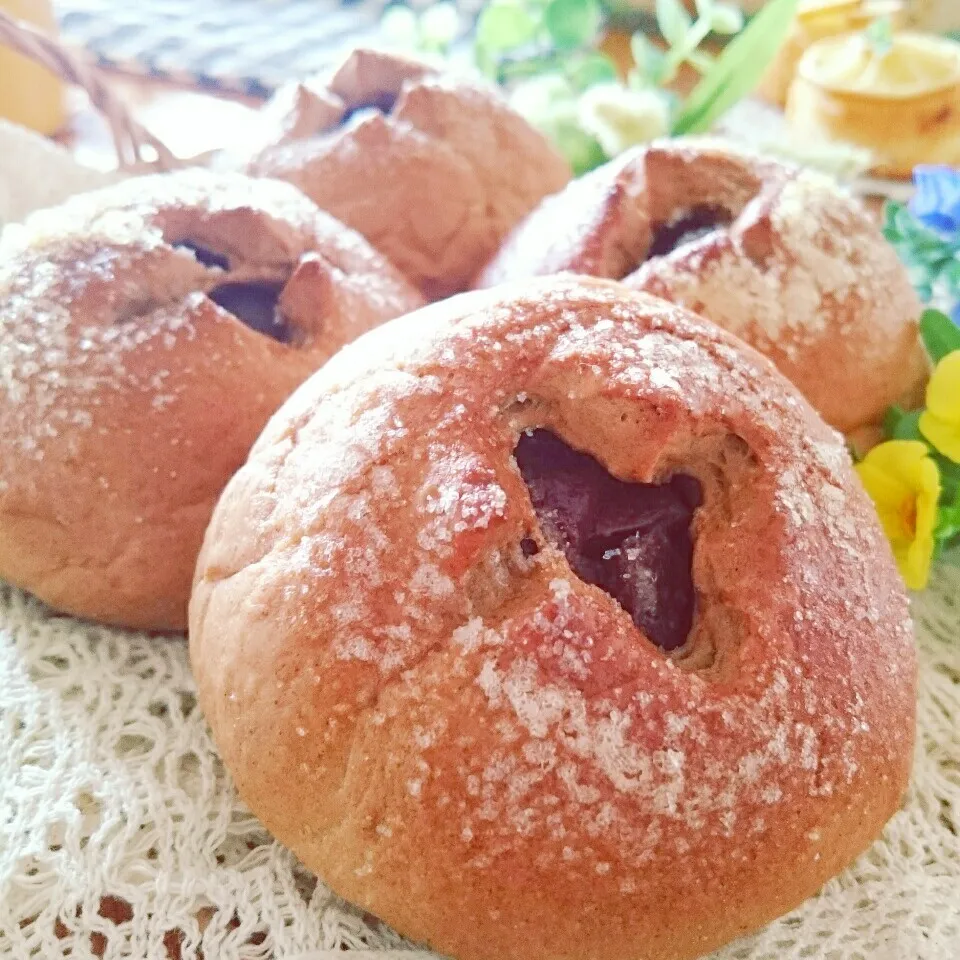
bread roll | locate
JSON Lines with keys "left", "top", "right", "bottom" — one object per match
{"left": 0, "top": 169, "right": 422, "bottom": 630}
{"left": 191, "top": 275, "right": 916, "bottom": 960}
{"left": 477, "top": 138, "right": 926, "bottom": 433}
{"left": 240, "top": 48, "right": 572, "bottom": 299}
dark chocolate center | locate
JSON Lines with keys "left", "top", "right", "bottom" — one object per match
{"left": 515, "top": 429, "right": 700, "bottom": 651}
{"left": 341, "top": 92, "right": 399, "bottom": 126}
{"left": 208, "top": 281, "right": 292, "bottom": 344}
{"left": 175, "top": 240, "right": 231, "bottom": 271}
{"left": 646, "top": 205, "right": 732, "bottom": 260}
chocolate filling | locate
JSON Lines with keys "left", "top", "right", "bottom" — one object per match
{"left": 341, "top": 91, "right": 399, "bottom": 126}
{"left": 515, "top": 429, "right": 701, "bottom": 651}
{"left": 174, "top": 240, "right": 231, "bottom": 271}
{"left": 646, "top": 205, "right": 732, "bottom": 260}
{"left": 208, "top": 281, "right": 292, "bottom": 344}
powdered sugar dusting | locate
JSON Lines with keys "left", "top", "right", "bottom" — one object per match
{"left": 481, "top": 137, "right": 920, "bottom": 432}
{"left": 0, "top": 167, "right": 419, "bottom": 479}
{"left": 195, "top": 275, "right": 915, "bottom": 924}
{"left": 635, "top": 166, "right": 887, "bottom": 352}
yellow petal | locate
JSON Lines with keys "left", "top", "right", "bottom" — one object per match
{"left": 855, "top": 440, "right": 924, "bottom": 502}
{"left": 914, "top": 455, "right": 942, "bottom": 543}
{"left": 920, "top": 410, "right": 960, "bottom": 463}
{"left": 856, "top": 458, "right": 909, "bottom": 510}
{"left": 901, "top": 534, "right": 934, "bottom": 590}
{"left": 856, "top": 440, "right": 941, "bottom": 591}
{"left": 925, "top": 351, "right": 960, "bottom": 422}
{"left": 856, "top": 440, "right": 932, "bottom": 516}
{"left": 858, "top": 439, "right": 930, "bottom": 478}
{"left": 857, "top": 465, "right": 913, "bottom": 543}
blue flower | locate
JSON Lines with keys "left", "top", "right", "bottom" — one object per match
{"left": 953, "top": 301, "right": 960, "bottom": 328}
{"left": 910, "top": 165, "right": 960, "bottom": 236}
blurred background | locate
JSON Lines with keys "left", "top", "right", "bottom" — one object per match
{"left": 2, "top": 0, "right": 960, "bottom": 175}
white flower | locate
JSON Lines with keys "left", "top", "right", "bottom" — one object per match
{"left": 510, "top": 75, "right": 606, "bottom": 174}
{"left": 509, "top": 75, "right": 574, "bottom": 122}
{"left": 577, "top": 84, "right": 671, "bottom": 158}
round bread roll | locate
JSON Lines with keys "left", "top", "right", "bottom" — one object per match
{"left": 0, "top": 169, "right": 423, "bottom": 631}
{"left": 239, "top": 48, "right": 572, "bottom": 299}
{"left": 190, "top": 276, "right": 916, "bottom": 960}
{"left": 476, "top": 138, "right": 926, "bottom": 434}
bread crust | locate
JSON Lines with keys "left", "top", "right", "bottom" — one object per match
{"left": 0, "top": 169, "right": 422, "bottom": 630}
{"left": 243, "top": 48, "right": 572, "bottom": 299}
{"left": 476, "top": 139, "right": 925, "bottom": 433}
{"left": 190, "top": 275, "right": 916, "bottom": 960}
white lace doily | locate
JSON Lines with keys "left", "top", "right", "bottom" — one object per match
{"left": 1, "top": 567, "right": 958, "bottom": 959}
{"left": 1, "top": 120, "right": 958, "bottom": 960}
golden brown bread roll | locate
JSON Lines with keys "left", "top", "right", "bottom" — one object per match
{"left": 239, "top": 48, "right": 572, "bottom": 299}
{"left": 0, "top": 169, "right": 423, "bottom": 631}
{"left": 477, "top": 138, "right": 926, "bottom": 434}
{"left": 190, "top": 275, "right": 916, "bottom": 960}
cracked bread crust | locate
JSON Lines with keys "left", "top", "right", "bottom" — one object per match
{"left": 0, "top": 168, "right": 423, "bottom": 631}
{"left": 242, "top": 48, "right": 572, "bottom": 299}
{"left": 190, "top": 276, "right": 916, "bottom": 960}
{"left": 476, "top": 139, "right": 926, "bottom": 433}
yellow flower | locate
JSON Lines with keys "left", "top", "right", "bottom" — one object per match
{"left": 920, "top": 351, "right": 960, "bottom": 463}
{"left": 856, "top": 440, "right": 940, "bottom": 590}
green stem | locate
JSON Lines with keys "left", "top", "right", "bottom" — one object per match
{"left": 661, "top": 16, "right": 713, "bottom": 84}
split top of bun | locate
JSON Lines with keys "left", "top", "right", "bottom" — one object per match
{"left": 239, "top": 48, "right": 573, "bottom": 298}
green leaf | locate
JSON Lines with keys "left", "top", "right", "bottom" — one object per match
{"left": 883, "top": 405, "right": 905, "bottom": 438}
{"left": 686, "top": 47, "right": 715, "bottom": 74}
{"left": 920, "top": 308, "right": 960, "bottom": 363}
{"left": 882, "top": 200, "right": 905, "bottom": 244}
{"left": 566, "top": 130, "right": 610, "bottom": 174}
{"left": 942, "top": 256, "right": 960, "bottom": 296}
{"left": 545, "top": 108, "right": 609, "bottom": 173}
{"left": 656, "top": 0, "right": 693, "bottom": 47}
{"left": 894, "top": 202, "right": 921, "bottom": 236}
{"left": 865, "top": 16, "right": 893, "bottom": 58}
{"left": 475, "top": 0, "right": 540, "bottom": 56}
{"left": 544, "top": 0, "right": 601, "bottom": 50}
{"left": 883, "top": 406, "right": 924, "bottom": 442}
{"left": 672, "top": 0, "right": 800, "bottom": 135}
{"left": 935, "top": 502, "right": 960, "bottom": 543}
{"left": 566, "top": 51, "right": 619, "bottom": 90}
{"left": 511, "top": 76, "right": 607, "bottom": 174}
{"left": 936, "top": 455, "right": 960, "bottom": 501}
{"left": 708, "top": 2, "right": 744, "bottom": 35}
{"left": 630, "top": 31, "right": 669, "bottom": 86}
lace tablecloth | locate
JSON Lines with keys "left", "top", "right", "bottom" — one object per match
{"left": 1, "top": 124, "right": 958, "bottom": 960}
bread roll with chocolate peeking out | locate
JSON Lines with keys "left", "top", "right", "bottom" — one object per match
{"left": 477, "top": 138, "right": 926, "bottom": 434}
{"left": 190, "top": 275, "right": 916, "bottom": 960}
{"left": 240, "top": 48, "right": 572, "bottom": 299}
{"left": 0, "top": 169, "right": 423, "bottom": 631}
